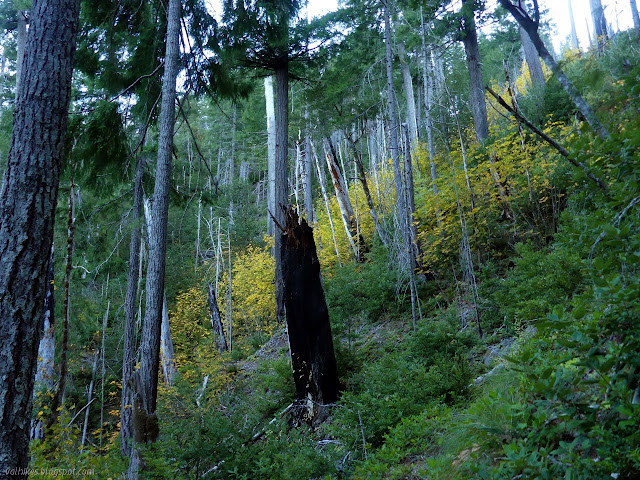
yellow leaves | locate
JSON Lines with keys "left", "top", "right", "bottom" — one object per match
{"left": 231, "top": 244, "right": 276, "bottom": 337}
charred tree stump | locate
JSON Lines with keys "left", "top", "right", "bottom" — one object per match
{"left": 280, "top": 206, "right": 339, "bottom": 426}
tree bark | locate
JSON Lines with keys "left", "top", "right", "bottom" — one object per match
{"left": 520, "top": 26, "right": 544, "bottom": 87}
{"left": 121, "top": 157, "right": 144, "bottom": 457}
{"left": 303, "top": 107, "right": 315, "bottom": 222}
{"left": 132, "top": 0, "right": 181, "bottom": 473}
{"left": 15, "top": 11, "right": 27, "bottom": 97}
{"left": 499, "top": 0, "right": 610, "bottom": 139}
{"left": 0, "top": 0, "right": 80, "bottom": 473}
{"left": 207, "top": 283, "right": 228, "bottom": 353}
{"left": 398, "top": 43, "right": 418, "bottom": 149}
{"left": 281, "top": 207, "right": 339, "bottom": 425}
{"left": 265, "top": 76, "right": 277, "bottom": 236}
{"left": 274, "top": 63, "right": 289, "bottom": 324}
{"left": 590, "top": 0, "right": 609, "bottom": 48}
{"left": 34, "top": 247, "right": 56, "bottom": 393}
{"left": 461, "top": 0, "right": 489, "bottom": 143}
{"left": 160, "top": 294, "right": 176, "bottom": 386}
{"left": 420, "top": 12, "right": 438, "bottom": 195}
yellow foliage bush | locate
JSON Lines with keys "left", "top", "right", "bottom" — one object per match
{"left": 229, "top": 243, "right": 276, "bottom": 338}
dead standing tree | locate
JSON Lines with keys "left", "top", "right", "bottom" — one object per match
{"left": 279, "top": 207, "right": 339, "bottom": 425}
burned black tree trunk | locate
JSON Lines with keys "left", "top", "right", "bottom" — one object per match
{"left": 280, "top": 207, "right": 339, "bottom": 425}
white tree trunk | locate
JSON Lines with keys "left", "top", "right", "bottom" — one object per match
{"left": 398, "top": 43, "right": 419, "bottom": 149}
{"left": 265, "top": 76, "right": 276, "bottom": 236}
{"left": 520, "top": 27, "right": 545, "bottom": 87}
{"left": 568, "top": 0, "right": 581, "bottom": 50}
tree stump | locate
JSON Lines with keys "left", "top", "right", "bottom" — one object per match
{"left": 280, "top": 206, "right": 339, "bottom": 426}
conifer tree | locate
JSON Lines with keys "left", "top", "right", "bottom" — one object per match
{"left": 0, "top": 0, "right": 80, "bottom": 473}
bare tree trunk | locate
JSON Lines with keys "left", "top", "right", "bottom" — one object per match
{"left": 590, "top": 0, "right": 609, "bottom": 49}
{"left": 121, "top": 157, "right": 144, "bottom": 457}
{"left": 265, "top": 76, "right": 277, "bottom": 236}
{"left": 31, "top": 246, "right": 55, "bottom": 440}
{"left": 34, "top": 247, "right": 56, "bottom": 392}
{"left": 207, "top": 283, "right": 227, "bottom": 353}
{"left": 398, "top": 43, "right": 419, "bottom": 149}
{"left": 348, "top": 135, "right": 390, "bottom": 246}
{"left": 0, "top": 0, "right": 79, "bottom": 469}
{"left": 131, "top": 0, "right": 181, "bottom": 475}
{"left": 420, "top": 12, "right": 438, "bottom": 195}
{"left": 274, "top": 63, "right": 289, "bottom": 324}
{"left": 324, "top": 136, "right": 364, "bottom": 261}
{"left": 499, "top": 0, "right": 610, "bottom": 139}
{"left": 311, "top": 141, "right": 342, "bottom": 266}
{"left": 384, "top": 0, "right": 411, "bottom": 273}
{"left": 303, "top": 107, "right": 315, "bottom": 222}
{"left": 461, "top": 0, "right": 489, "bottom": 143}
{"left": 281, "top": 208, "right": 339, "bottom": 426}
{"left": 160, "top": 294, "right": 176, "bottom": 385}
{"left": 47, "top": 183, "right": 76, "bottom": 434}
{"left": 520, "top": 27, "right": 545, "bottom": 87}
{"left": 631, "top": 0, "right": 640, "bottom": 32}
{"left": 81, "top": 349, "right": 99, "bottom": 451}
{"left": 568, "top": 0, "right": 581, "bottom": 50}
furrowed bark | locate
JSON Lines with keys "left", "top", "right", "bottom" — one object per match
{"left": 0, "top": 0, "right": 80, "bottom": 472}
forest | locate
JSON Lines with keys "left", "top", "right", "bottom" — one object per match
{"left": 0, "top": 0, "right": 639, "bottom": 478}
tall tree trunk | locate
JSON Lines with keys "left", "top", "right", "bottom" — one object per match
{"left": 265, "top": 76, "right": 277, "bottom": 236}
{"left": 590, "top": 0, "right": 609, "bottom": 48}
{"left": 281, "top": 208, "right": 339, "bottom": 425}
{"left": 520, "top": 26, "right": 545, "bottom": 87}
{"left": 420, "top": 12, "right": 438, "bottom": 195}
{"left": 402, "top": 124, "right": 420, "bottom": 268}
{"left": 0, "top": 0, "right": 79, "bottom": 469}
{"left": 131, "top": 0, "right": 181, "bottom": 475}
{"left": 303, "top": 107, "right": 315, "bottom": 222}
{"left": 499, "top": 0, "right": 610, "bottom": 139}
{"left": 461, "top": 0, "right": 489, "bottom": 143}
{"left": 347, "top": 135, "right": 390, "bottom": 246}
{"left": 47, "top": 183, "right": 76, "bottom": 435}
{"left": 397, "top": 43, "right": 419, "bottom": 149}
{"left": 311, "top": 141, "right": 342, "bottom": 266}
{"left": 568, "top": 0, "right": 581, "bottom": 50}
{"left": 121, "top": 158, "right": 144, "bottom": 457}
{"left": 15, "top": 11, "right": 27, "bottom": 97}
{"left": 631, "top": 0, "right": 640, "bottom": 32}
{"left": 274, "top": 63, "right": 289, "bottom": 324}
{"left": 384, "top": 0, "right": 411, "bottom": 272}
